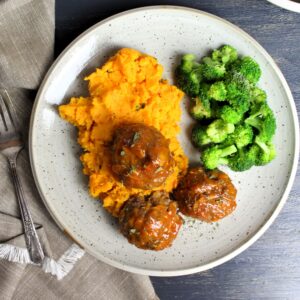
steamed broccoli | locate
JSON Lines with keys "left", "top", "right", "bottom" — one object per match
{"left": 192, "top": 125, "right": 212, "bottom": 147}
{"left": 176, "top": 45, "right": 276, "bottom": 172}
{"left": 207, "top": 81, "right": 227, "bottom": 101}
{"left": 250, "top": 87, "right": 267, "bottom": 104}
{"left": 201, "top": 145, "right": 237, "bottom": 169}
{"left": 232, "top": 124, "right": 254, "bottom": 149}
{"left": 229, "top": 97, "right": 251, "bottom": 114}
{"left": 231, "top": 56, "right": 261, "bottom": 84}
{"left": 179, "top": 54, "right": 197, "bottom": 73}
{"left": 190, "top": 97, "right": 211, "bottom": 120}
{"left": 245, "top": 103, "right": 276, "bottom": 142}
{"left": 254, "top": 139, "right": 276, "bottom": 165}
{"left": 226, "top": 124, "right": 254, "bottom": 149}
{"left": 225, "top": 70, "right": 252, "bottom": 114}
{"left": 218, "top": 105, "right": 244, "bottom": 124}
{"left": 228, "top": 139, "right": 275, "bottom": 171}
{"left": 176, "top": 70, "right": 199, "bottom": 96}
{"left": 212, "top": 45, "right": 238, "bottom": 65}
{"left": 247, "top": 101, "right": 273, "bottom": 118}
{"left": 206, "top": 119, "right": 235, "bottom": 143}
{"left": 202, "top": 57, "right": 226, "bottom": 80}
{"left": 189, "top": 83, "right": 213, "bottom": 120}
{"left": 248, "top": 114, "right": 276, "bottom": 142}
{"left": 176, "top": 54, "right": 203, "bottom": 96}
{"left": 225, "top": 71, "right": 252, "bottom": 106}
{"left": 228, "top": 148, "right": 256, "bottom": 171}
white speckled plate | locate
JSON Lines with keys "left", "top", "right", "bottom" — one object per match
{"left": 29, "top": 6, "right": 299, "bottom": 276}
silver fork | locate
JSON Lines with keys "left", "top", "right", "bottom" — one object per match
{"left": 0, "top": 90, "right": 44, "bottom": 264}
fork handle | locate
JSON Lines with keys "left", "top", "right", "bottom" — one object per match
{"left": 8, "top": 158, "right": 45, "bottom": 264}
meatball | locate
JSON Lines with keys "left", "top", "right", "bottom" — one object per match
{"left": 119, "top": 191, "right": 183, "bottom": 250}
{"left": 174, "top": 167, "right": 237, "bottom": 222}
{"left": 111, "top": 123, "right": 173, "bottom": 190}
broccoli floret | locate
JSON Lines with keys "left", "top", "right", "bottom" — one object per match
{"left": 250, "top": 87, "right": 267, "bottom": 104}
{"left": 176, "top": 54, "right": 203, "bottom": 96}
{"left": 231, "top": 56, "right": 261, "bottom": 84}
{"left": 180, "top": 54, "right": 198, "bottom": 73}
{"left": 190, "top": 83, "right": 213, "bottom": 120}
{"left": 228, "top": 148, "right": 256, "bottom": 171}
{"left": 190, "top": 96, "right": 212, "bottom": 120}
{"left": 212, "top": 45, "right": 238, "bottom": 65}
{"left": 207, "top": 81, "right": 227, "bottom": 101}
{"left": 228, "top": 141, "right": 275, "bottom": 171}
{"left": 221, "top": 124, "right": 253, "bottom": 149}
{"left": 245, "top": 103, "right": 276, "bottom": 142}
{"left": 247, "top": 144, "right": 262, "bottom": 160}
{"left": 248, "top": 114, "right": 276, "bottom": 142}
{"left": 206, "top": 119, "right": 235, "bottom": 143}
{"left": 218, "top": 105, "right": 244, "bottom": 124}
{"left": 255, "top": 139, "right": 276, "bottom": 165}
{"left": 225, "top": 71, "right": 252, "bottom": 114}
{"left": 226, "top": 69, "right": 252, "bottom": 98}
{"left": 247, "top": 102, "right": 273, "bottom": 119}
{"left": 218, "top": 135, "right": 235, "bottom": 148}
{"left": 201, "top": 144, "right": 237, "bottom": 169}
{"left": 176, "top": 68, "right": 200, "bottom": 96}
{"left": 198, "top": 82, "right": 211, "bottom": 97}
{"left": 192, "top": 125, "right": 212, "bottom": 147}
{"left": 231, "top": 124, "right": 254, "bottom": 149}
{"left": 202, "top": 57, "right": 226, "bottom": 80}
{"left": 229, "top": 97, "right": 250, "bottom": 114}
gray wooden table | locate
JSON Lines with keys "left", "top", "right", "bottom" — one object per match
{"left": 56, "top": 0, "right": 300, "bottom": 299}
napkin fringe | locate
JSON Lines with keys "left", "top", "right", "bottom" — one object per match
{"left": 0, "top": 243, "right": 31, "bottom": 264}
{"left": 42, "top": 244, "right": 85, "bottom": 280}
{"left": 0, "top": 243, "right": 85, "bottom": 280}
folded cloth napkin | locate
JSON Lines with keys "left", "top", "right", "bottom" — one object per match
{"left": 0, "top": 1, "right": 158, "bottom": 299}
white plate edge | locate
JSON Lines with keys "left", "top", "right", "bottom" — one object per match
{"left": 266, "top": 0, "right": 300, "bottom": 13}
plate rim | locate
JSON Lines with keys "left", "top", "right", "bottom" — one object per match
{"left": 29, "top": 5, "right": 300, "bottom": 276}
{"left": 266, "top": 0, "right": 300, "bottom": 13}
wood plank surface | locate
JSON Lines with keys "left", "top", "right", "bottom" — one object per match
{"left": 55, "top": 1, "right": 300, "bottom": 299}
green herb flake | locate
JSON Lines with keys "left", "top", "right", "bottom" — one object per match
{"left": 129, "top": 165, "right": 137, "bottom": 174}
{"left": 133, "top": 132, "right": 140, "bottom": 143}
{"left": 135, "top": 103, "right": 146, "bottom": 111}
{"left": 155, "top": 166, "right": 163, "bottom": 173}
{"left": 131, "top": 132, "right": 140, "bottom": 147}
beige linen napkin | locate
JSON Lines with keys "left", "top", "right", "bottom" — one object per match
{"left": 0, "top": 1, "right": 158, "bottom": 299}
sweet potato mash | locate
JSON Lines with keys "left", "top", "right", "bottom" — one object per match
{"left": 59, "top": 48, "right": 188, "bottom": 216}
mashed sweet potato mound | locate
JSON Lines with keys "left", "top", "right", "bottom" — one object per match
{"left": 59, "top": 48, "right": 188, "bottom": 216}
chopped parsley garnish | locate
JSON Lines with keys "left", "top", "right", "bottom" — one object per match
{"left": 129, "top": 165, "right": 137, "bottom": 174}
{"left": 131, "top": 132, "right": 140, "bottom": 146}
{"left": 155, "top": 166, "right": 163, "bottom": 173}
{"left": 135, "top": 103, "right": 146, "bottom": 111}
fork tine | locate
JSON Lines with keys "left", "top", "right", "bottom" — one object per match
{"left": 0, "top": 93, "right": 15, "bottom": 132}
{"left": 0, "top": 102, "right": 5, "bottom": 133}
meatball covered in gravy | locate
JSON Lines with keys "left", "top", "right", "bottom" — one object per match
{"left": 111, "top": 123, "right": 173, "bottom": 190}
{"left": 174, "top": 167, "right": 237, "bottom": 222}
{"left": 119, "top": 191, "right": 182, "bottom": 250}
